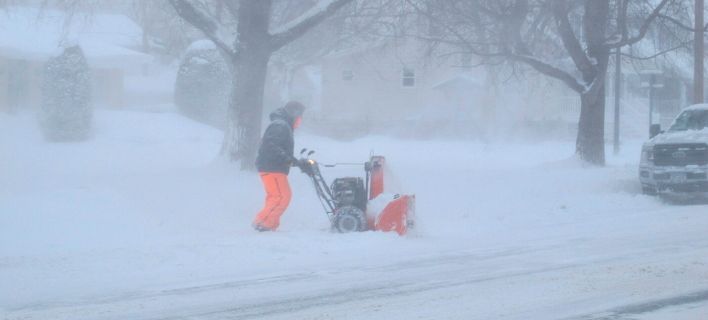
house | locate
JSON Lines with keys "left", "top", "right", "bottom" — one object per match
{"left": 593, "top": 36, "right": 703, "bottom": 141}
{"left": 288, "top": 35, "right": 594, "bottom": 140}
{"left": 286, "top": 23, "right": 699, "bottom": 141}
{"left": 0, "top": 7, "right": 151, "bottom": 113}
{"left": 291, "top": 38, "right": 489, "bottom": 138}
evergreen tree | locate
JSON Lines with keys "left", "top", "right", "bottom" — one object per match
{"left": 174, "top": 40, "right": 231, "bottom": 129}
{"left": 40, "top": 45, "right": 92, "bottom": 141}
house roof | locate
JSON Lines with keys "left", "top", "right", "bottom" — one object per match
{"left": 0, "top": 7, "right": 151, "bottom": 69}
{"left": 321, "top": 39, "right": 389, "bottom": 61}
{"left": 431, "top": 74, "right": 483, "bottom": 90}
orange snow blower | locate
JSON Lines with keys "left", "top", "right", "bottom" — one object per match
{"left": 296, "top": 150, "right": 415, "bottom": 235}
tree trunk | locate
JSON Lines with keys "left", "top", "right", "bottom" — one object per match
{"left": 220, "top": 0, "right": 273, "bottom": 170}
{"left": 224, "top": 52, "right": 271, "bottom": 170}
{"left": 577, "top": 84, "right": 606, "bottom": 165}
{"left": 171, "top": 0, "right": 352, "bottom": 170}
{"left": 575, "top": 0, "right": 609, "bottom": 166}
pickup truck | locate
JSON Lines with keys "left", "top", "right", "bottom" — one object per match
{"left": 639, "top": 104, "right": 708, "bottom": 195}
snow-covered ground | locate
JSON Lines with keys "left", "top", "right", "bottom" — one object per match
{"left": 2, "top": 109, "right": 708, "bottom": 319}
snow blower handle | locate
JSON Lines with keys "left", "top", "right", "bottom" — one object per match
{"left": 323, "top": 162, "right": 365, "bottom": 168}
{"left": 297, "top": 148, "right": 315, "bottom": 158}
{"left": 293, "top": 158, "right": 312, "bottom": 175}
{"left": 293, "top": 149, "right": 317, "bottom": 175}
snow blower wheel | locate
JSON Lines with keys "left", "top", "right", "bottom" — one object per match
{"left": 332, "top": 205, "right": 367, "bottom": 233}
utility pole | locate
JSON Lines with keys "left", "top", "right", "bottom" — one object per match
{"left": 641, "top": 70, "right": 663, "bottom": 137}
{"left": 695, "top": 0, "right": 704, "bottom": 104}
{"left": 613, "top": 48, "right": 621, "bottom": 155}
{"left": 613, "top": 1, "right": 623, "bottom": 155}
{"left": 649, "top": 75, "right": 655, "bottom": 131}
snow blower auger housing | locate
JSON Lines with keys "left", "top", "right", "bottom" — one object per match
{"left": 297, "top": 150, "right": 415, "bottom": 235}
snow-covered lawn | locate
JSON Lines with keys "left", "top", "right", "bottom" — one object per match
{"left": 2, "top": 109, "right": 707, "bottom": 319}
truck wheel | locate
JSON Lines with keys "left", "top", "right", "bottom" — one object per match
{"left": 332, "top": 205, "right": 367, "bottom": 233}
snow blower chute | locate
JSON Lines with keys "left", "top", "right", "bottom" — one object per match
{"left": 297, "top": 150, "right": 415, "bottom": 235}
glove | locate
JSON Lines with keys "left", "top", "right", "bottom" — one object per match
{"left": 289, "top": 156, "right": 303, "bottom": 168}
{"left": 295, "top": 158, "right": 310, "bottom": 171}
{"left": 294, "top": 158, "right": 310, "bottom": 173}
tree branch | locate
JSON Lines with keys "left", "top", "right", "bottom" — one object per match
{"left": 615, "top": 0, "right": 629, "bottom": 40}
{"left": 407, "top": 0, "right": 583, "bottom": 93}
{"left": 606, "top": 0, "right": 673, "bottom": 48}
{"left": 551, "top": 0, "right": 594, "bottom": 77}
{"left": 508, "top": 53, "right": 585, "bottom": 93}
{"left": 658, "top": 13, "right": 708, "bottom": 32}
{"left": 405, "top": 0, "right": 506, "bottom": 58}
{"left": 270, "top": 0, "right": 354, "bottom": 51}
{"left": 222, "top": 0, "right": 238, "bottom": 18}
{"left": 470, "top": 1, "right": 503, "bottom": 19}
{"left": 169, "top": 0, "right": 235, "bottom": 56}
{"left": 621, "top": 40, "right": 691, "bottom": 60}
{"left": 658, "top": 13, "right": 694, "bottom": 32}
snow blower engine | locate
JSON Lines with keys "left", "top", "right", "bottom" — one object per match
{"left": 296, "top": 149, "right": 415, "bottom": 235}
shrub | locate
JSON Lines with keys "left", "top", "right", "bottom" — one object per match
{"left": 174, "top": 40, "right": 231, "bottom": 129}
{"left": 39, "top": 45, "right": 92, "bottom": 141}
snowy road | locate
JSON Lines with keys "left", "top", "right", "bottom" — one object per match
{"left": 6, "top": 227, "right": 708, "bottom": 320}
{"left": 2, "top": 110, "right": 708, "bottom": 319}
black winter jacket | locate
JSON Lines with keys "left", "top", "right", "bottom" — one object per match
{"left": 255, "top": 108, "right": 296, "bottom": 174}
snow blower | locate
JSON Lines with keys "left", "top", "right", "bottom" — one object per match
{"left": 296, "top": 149, "right": 415, "bottom": 235}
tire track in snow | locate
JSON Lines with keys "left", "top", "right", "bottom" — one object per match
{"left": 176, "top": 262, "right": 582, "bottom": 320}
{"left": 3, "top": 244, "right": 571, "bottom": 320}
{"left": 153, "top": 243, "right": 708, "bottom": 320}
{"left": 6, "top": 242, "right": 706, "bottom": 320}
{"left": 567, "top": 289, "right": 708, "bottom": 320}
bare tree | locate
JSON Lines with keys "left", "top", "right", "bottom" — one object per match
{"left": 129, "top": 1, "right": 199, "bottom": 59}
{"left": 268, "top": 0, "right": 409, "bottom": 110}
{"left": 169, "top": 0, "right": 354, "bottom": 170}
{"left": 653, "top": 0, "right": 708, "bottom": 104}
{"left": 410, "top": 0, "right": 676, "bottom": 165}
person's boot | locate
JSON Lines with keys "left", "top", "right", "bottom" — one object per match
{"left": 252, "top": 223, "right": 273, "bottom": 232}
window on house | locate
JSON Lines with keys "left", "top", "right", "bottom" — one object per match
{"left": 342, "top": 70, "right": 353, "bottom": 81}
{"left": 402, "top": 68, "right": 415, "bottom": 87}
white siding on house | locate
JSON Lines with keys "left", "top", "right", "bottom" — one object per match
{"left": 303, "top": 39, "right": 499, "bottom": 138}
{"left": 320, "top": 41, "right": 447, "bottom": 119}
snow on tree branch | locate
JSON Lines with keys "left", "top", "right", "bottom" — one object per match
{"left": 270, "top": 0, "right": 354, "bottom": 51}
{"left": 169, "top": 0, "right": 235, "bottom": 56}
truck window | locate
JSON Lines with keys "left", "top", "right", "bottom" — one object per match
{"left": 669, "top": 110, "right": 708, "bottom": 131}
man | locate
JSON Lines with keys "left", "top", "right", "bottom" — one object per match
{"left": 252, "top": 101, "right": 305, "bottom": 232}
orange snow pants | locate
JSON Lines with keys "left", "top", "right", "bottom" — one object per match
{"left": 253, "top": 172, "right": 292, "bottom": 230}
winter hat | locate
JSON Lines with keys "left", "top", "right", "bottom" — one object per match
{"left": 283, "top": 101, "right": 306, "bottom": 118}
